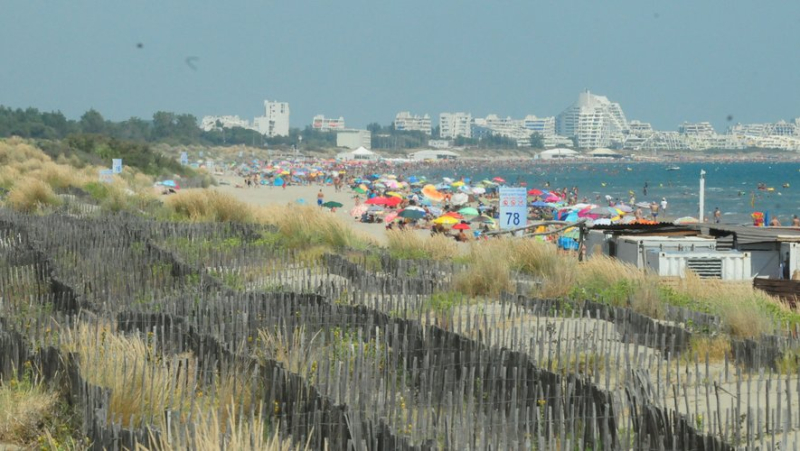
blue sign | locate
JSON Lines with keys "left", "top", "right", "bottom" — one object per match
{"left": 499, "top": 187, "right": 527, "bottom": 230}
{"left": 180, "top": 152, "right": 188, "bottom": 165}
{"left": 112, "top": 159, "right": 122, "bottom": 174}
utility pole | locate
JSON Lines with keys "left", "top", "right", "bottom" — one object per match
{"left": 699, "top": 170, "right": 706, "bottom": 222}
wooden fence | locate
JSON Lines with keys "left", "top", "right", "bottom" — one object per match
{"left": 1, "top": 210, "right": 800, "bottom": 449}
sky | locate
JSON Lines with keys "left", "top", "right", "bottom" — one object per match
{"left": 2, "top": 1, "right": 799, "bottom": 132}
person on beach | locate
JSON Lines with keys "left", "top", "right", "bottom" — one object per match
{"left": 714, "top": 207, "right": 721, "bottom": 223}
{"left": 792, "top": 215, "right": 800, "bottom": 227}
{"left": 650, "top": 201, "right": 659, "bottom": 221}
{"left": 660, "top": 197, "right": 668, "bottom": 212}
{"left": 317, "top": 189, "right": 324, "bottom": 207}
{"left": 770, "top": 216, "right": 782, "bottom": 227}
{"left": 643, "top": 182, "right": 648, "bottom": 196}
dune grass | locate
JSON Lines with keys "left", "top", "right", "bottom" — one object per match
{"left": 136, "top": 405, "right": 310, "bottom": 451}
{"left": 164, "top": 189, "right": 254, "bottom": 223}
{"left": 386, "top": 229, "right": 457, "bottom": 261}
{"left": 0, "top": 368, "right": 58, "bottom": 445}
{"left": 62, "top": 322, "right": 254, "bottom": 429}
{"left": 6, "top": 177, "right": 63, "bottom": 213}
{"left": 256, "top": 204, "right": 374, "bottom": 250}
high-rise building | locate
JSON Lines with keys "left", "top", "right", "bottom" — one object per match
{"left": 312, "top": 115, "right": 346, "bottom": 131}
{"left": 439, "top": 112, "right": 472, "bottom": 139}
{"left": 556, "top": 91, "right": 629, "bottom": 148}
{"left": 254, "top": 100, "right": 290, "bottom": 137}
{"left": 394, "top": 112, "right": 432, "bottom": 135}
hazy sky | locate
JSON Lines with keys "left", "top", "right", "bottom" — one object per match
{"left": 3, "top": 1, "right": 799, "bottom": 131}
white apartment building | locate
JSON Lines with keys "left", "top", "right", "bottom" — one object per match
{"left": 678, "top": 122, "right": 715, "bottom": 136}
{"left": 254, "top": 100, "right": 290, "bottom": 137}
{"left": 312, "top": 115, "right": 346, "bottom": 131}
{"left": 439, "top": 112, "right": 472, "bottom": 139}
{"left": 394, "top": 112, "right": 432, "bottom": 135}
{"left": 199, "top": 115, "right": 252, "bottom": 132}
{"left": 556, "top": 91, "right": 629, "bottom": 148}
{"left": 523, "top": 115, "right": 556, "bottom": 137}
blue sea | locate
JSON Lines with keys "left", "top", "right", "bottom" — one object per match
{"left": 418, "top": 161, "right": 800, "bottom": 225}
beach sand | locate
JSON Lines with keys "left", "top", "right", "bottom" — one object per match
{"left": 213, "top": 176, "right": 431, "bottom": 245}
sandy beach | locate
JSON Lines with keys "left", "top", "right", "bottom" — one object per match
{"left": 213, "top": 175, "right": 421, "bottom": 245}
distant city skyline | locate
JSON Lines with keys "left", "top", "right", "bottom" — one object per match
{"left": 3, "top": 1, "right": 800, "bottom": 132}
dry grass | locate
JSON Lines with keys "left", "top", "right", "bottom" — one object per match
{"left": 673, "top": 272, "right": 784, "bottom": 338}
{"left": 136, "top": 405, "right": 311, "bottom": 451}
{"left": 386, "top": 229, "right": 457, "bottom": 260}
{"left": 255, "top": 325, "right": 322, "bottom": 375}
{"left": 454, "top": 242, "right": 513, "bottom": 297}
{"left": 0, "top": 371, "right": 58, "bottom": 445}
{"left": 684, "top": 335, "right": 732, "bottom": 363}
{"left": 256, "top": 204, "right": 374, "bottom": 250}
{"left": 165, "top": 189, "right": 254, "bottom": 223}
{"left": 0, "top": 137, "right": 51, "bottom": 166}
{"left": 6, "top": 177, "right": 62, "bottom": 213}
{"left": 62, "top": 322, "right": 253, "bottom": 429}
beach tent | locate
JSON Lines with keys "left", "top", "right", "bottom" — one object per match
{"left": 539, "top": 148, "right": 579, "bottom": 160}
{"left": 336, "top": 146, "right": 378, "bottom": 161}
{"left": 588, "top": 148, "right": 622, "bottom": 159}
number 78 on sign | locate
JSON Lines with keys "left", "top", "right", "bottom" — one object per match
{"left": 499, "top": 187, "right": 528, "bottom": 230}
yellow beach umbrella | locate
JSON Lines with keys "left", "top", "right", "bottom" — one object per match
{"left": 281, "top": 170, "right": 290, "bottom": 175}
{"left": 451, "top": 181, "right": 465, "bottom": 187}
{"left": 386, "top": 191, "right": 404, "bottom": 198}
{"left": 433, "top": 216, "right": 459, "bottom": 225}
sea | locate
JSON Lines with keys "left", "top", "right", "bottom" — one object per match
{"left": 417, "top": 161, "right": 800, "bottom": 225}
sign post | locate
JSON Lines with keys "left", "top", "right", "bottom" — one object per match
{"left": 111, "top": 159, "right": 122, "bottom": 174}
{"left": 99, "top": 169, "right": 114, "bottom": 184}
{"left": 499, "top": 187, "right": 527, "bottom": 231}
{"left": 180, "top": 152, "right": 188, "bottom": 165}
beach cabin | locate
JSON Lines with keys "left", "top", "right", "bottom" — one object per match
{"left": 585, "top": 225, "right": 751, "bottom": 280}
{"left": 588, "top": 148, "right": 623, "bottom": 159}
{"left": 690, "top": 224, "right": 800, "bottom": 279}
{"left": 336, "top": 146, "right": 379, "bottom": 162}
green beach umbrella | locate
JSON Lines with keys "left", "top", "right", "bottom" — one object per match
{"left": 322, "top": 201, "right": 343, "bottom": 209}
{"left": 458, "top": 207, "right": 480, "bottom": 216}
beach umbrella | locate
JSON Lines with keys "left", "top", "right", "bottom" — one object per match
{"left": 616, "top": 204, "right": 633, "bottom": 213}
{"left": 452, "top": 223, "right": 471, "bottom": 230}
{"left": 673, "top": 216, "right": 699, "bottom": 225}
{"left": 398, "top": 209, "right": 425, "bottom": 219}
{"left": 458, "top": 207, "right": 480, "bottom": 216}
{"left": 367, "top": 205, "right": 384, "bottom": 213}
{"left": 442, "top": 212, "right": 464, "bottom": 219}
{"left": 471, "top": 187, "right": 486, "bottom": 195}
{"left": 433, "top": 216, "right": 459, "bottom": 225}
{"left": 365, "top": 197, "right": 389, "bottom": 205}
{"left": 427, "top": 206, "right": 443, "bottom": 216}
{"left": 422, "top": 184, "right": 445, "bottom": 202}
{"left": 350, "top": 205, "right": 368, "bottom": 218}
{"left": 449, "top": 193, "right": 467, "bottom": 205}
{"left": 530, "top": 201, "right": 549, "bottom": 207}
{"left": 527, "top": 188, "right": 544, "bottom": 196}
{"left": 443, "top": 177, "right": 454, "bottom": 184}
{"left": 384, "top": 212, "right": 399, "bottom": 223}
{"left": 493, "top": 177, "right": 506, "bottom": 183}
{"left": 451, "top": 181, "right": 465, "bottom": 188}
{"left": 408, "top": 176, "right": 419, "bottom": 183}
{"left": 354, "top": 187, "right": 367, "bottom": 194}
{"left": 386, "top": 191, "right": 404, "bottom": 198}
{"left": 322, "top": 201, "right": 343, "bottom": 209}
{"left": 635, "top": 201, "right": 652, "bottom": 208}
{"left": 384, "top": 197, "right": 402, "bottom": 207}
{"left": 472, "top": 215, "right": 496, "bottom": 225}
{"left": 274, "top": 178, "right": 284, "bottom": 186}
